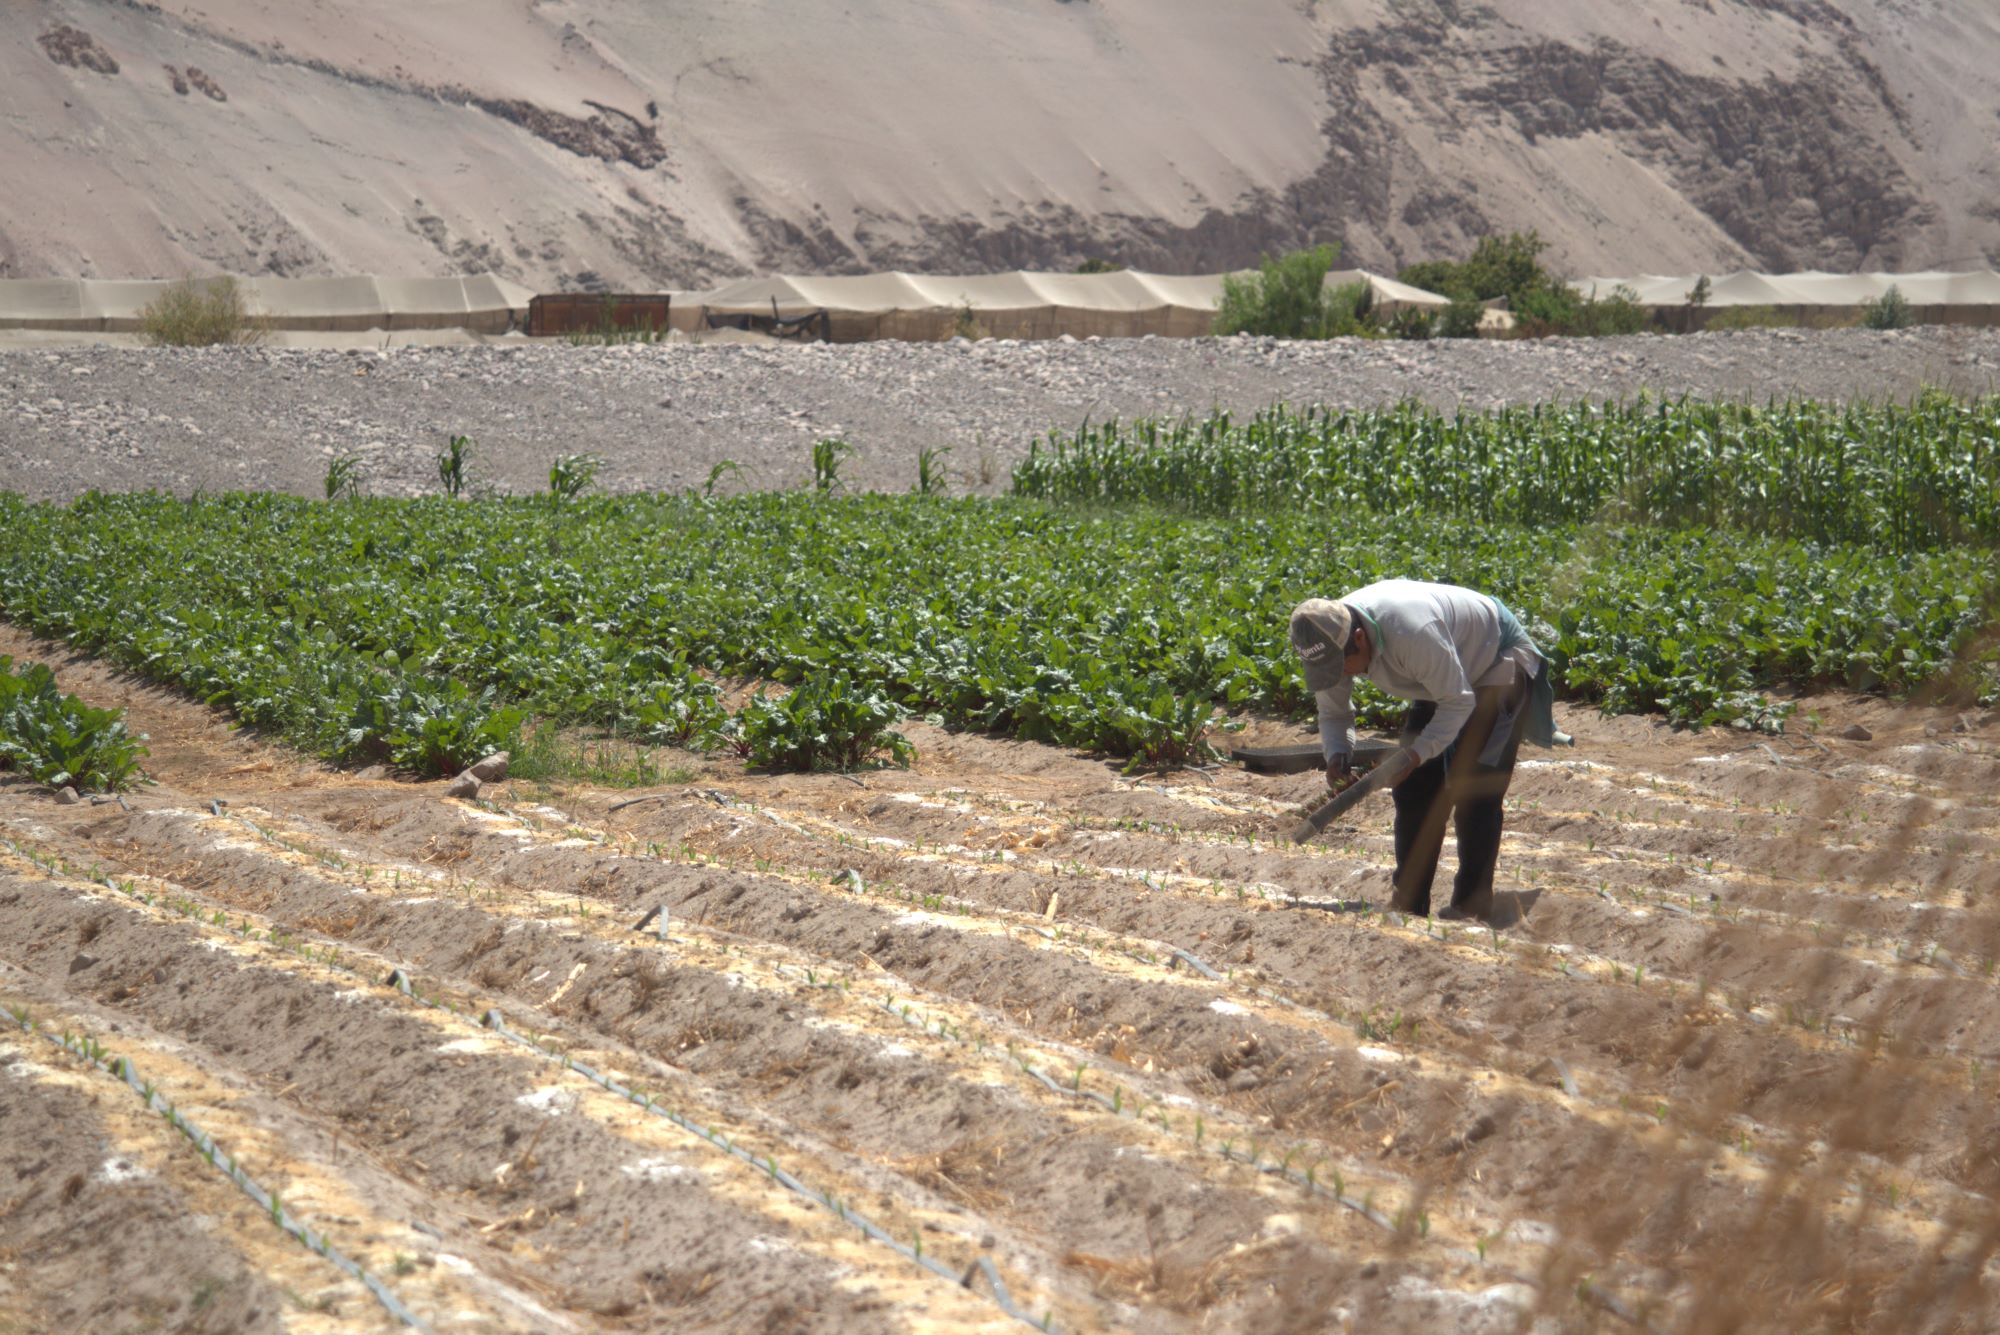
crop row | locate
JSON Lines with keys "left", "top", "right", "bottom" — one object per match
{"left": 0, "top": 491, "right": 1992, "bottom": 775}
{"left": 1011, "top": 395, "right": 2000, "bottom": 552}
{"left": 0, "top": 654, "right": 146, "bottom": 791}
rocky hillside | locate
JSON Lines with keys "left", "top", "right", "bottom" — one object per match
{"left": 5, "top": 0, "right": 1997, "bottom": 289}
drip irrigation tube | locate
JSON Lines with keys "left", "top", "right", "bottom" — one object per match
{"left": 3, "top": 1008, "right": 431, "bottom": 1332}
{"left": 1168, "top": 948, "right": 1224, "bottom": 981}
{"left": 383, "top": 972, "right": 1059, "bottom": 1332}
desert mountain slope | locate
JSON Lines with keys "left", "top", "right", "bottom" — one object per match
{"left": 5, "top": 0, "right": 1997, "bottom": 288}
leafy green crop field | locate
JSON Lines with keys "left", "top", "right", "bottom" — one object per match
{"left": 0, "top": 488, "right": 1992, "bottom": 775}
{"left": 1014, "top": 395, "right": 2000, "bottom": 553}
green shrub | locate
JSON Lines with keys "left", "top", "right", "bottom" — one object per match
{"left": 741, "top": 672, "right": 914, "bottom": 772}
{"left": 1565, "top": 285, "right": 1651, "bottom": 337}
{"left": 0, "top": 656, "right": 147, "bottom": 792}
{"left": 1861, "top": 285, "right": 1914, "bottom": 331}
{"left": 1216, "top": 245, "right": 1374, "bottom": 339}
{"left": 1386, "top": 307, "right": 1435, "bottom": 340}
{"left": 1401, "top": 232, "right": 1650, "bottom": 338}
{"left": 1438, "top": 297, "right": 1485, "bottom": 339}
{"left": 137, "top": 276, "right": 263, "bottom": 348}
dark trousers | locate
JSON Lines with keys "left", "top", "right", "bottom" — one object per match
{"left": 1389, "top": 674, "right": 1530, "bottom": 918}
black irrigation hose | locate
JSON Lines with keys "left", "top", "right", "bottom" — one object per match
{"left": 2, "top": 1008, "right": 432, "bottom": 1332}
{"left": 381, "top": 972, "right": 1059, "bottom": 1332}
{"left": 1168, "top": 948, "right": 1224, "bottom": 981}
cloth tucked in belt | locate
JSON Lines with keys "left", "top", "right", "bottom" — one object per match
{"left": 1490, "top": 596, "right": 1559, "bottom": 750}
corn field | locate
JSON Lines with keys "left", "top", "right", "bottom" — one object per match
{"left": 1012, "top": 394, "right": 2000, "bottom": 553}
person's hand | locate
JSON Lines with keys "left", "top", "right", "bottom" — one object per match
{"left": 1324, "top": 753, "right": 1352, "bottom": 794}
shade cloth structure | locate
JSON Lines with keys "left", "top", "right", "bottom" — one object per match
{"left": 684, "top": 268, "right": 1449, "bottom": 341}
{"left": 1569, "top": 270, "right": 2000, "bottom": 329}
{"left": 0, "top": 274, "right": 534, "bottom": 334}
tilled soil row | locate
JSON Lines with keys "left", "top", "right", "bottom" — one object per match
{"left": 567, "top": 781, "right": 2000, "bottom": 1147}
{"left": 140, "top": 780, "right": 1994, "bottom": 1327}
{"left": 752, "top": 781, "right": 1997, "bottom": 1034}
{"left": 1, "top": 809, "right": 1560, "bottom": 1333}
{"left": 0, "top": 1020, "right": 317, "bottom": 1335}
{"left": 1, "top": 630, "right": 1997, "bottom": 1330}
{"left": 0, "top": 858, "right": 1007, "bottom": 1335}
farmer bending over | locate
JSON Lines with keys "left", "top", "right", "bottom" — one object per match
{"left": 1289, "top": 580, "right": 1559, "bottom": 922}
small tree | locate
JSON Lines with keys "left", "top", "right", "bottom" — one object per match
{"left": 1216, "top": 244, "right": 1354, "bottom": 339}
{"left": 1861, "top": 285, "right": 1913, "bottom": 330}
{"left": 1401, "top": 231, "right": 1556, "bottom": 311}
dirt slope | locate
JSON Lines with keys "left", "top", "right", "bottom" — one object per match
{"left": 4, "top": 0, "right": 1997, "bottom": 287}
{"left": 3, "top": 620, "right": 1998, "bottom": 1331}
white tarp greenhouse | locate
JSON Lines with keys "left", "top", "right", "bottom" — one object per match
{"left": 685, "top": 268, "right": 1448, "bottom": 341}
{"left": 0, "top": 274, "right": 534, "bottom": 334}
{"left": 1570, "top": 270, "right": 2000, "bottom": 327}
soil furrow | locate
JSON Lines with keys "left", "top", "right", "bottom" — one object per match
{"left": 0, "top": 870, "right": 972, "bottom": 1335}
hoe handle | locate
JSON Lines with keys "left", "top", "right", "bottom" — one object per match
{"left": 1283, "top": 749, "right": 1412, "bottom": 844}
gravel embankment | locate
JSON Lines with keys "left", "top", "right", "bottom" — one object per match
{"left": 4, "top": 327, "right": 1998, "bottom": 501}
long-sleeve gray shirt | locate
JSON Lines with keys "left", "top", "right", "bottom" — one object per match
{"left": 1316, "top": 579, "right": 1540, "bottom": 765}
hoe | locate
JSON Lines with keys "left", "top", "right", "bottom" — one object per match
{"left": 1230, "top": 737, "right": 1402, "bottom": 845}
{"left": 1278, "top": 746, "right": 1410, "bottom": 845}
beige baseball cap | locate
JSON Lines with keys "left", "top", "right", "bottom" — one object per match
{"left": 1289, "top": 598, "right": 1354, "bottom": 693}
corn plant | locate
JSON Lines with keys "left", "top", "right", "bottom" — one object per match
{"left": 323, "top": 453, "right": 363, "bottom": 501}
{"left": 437, "top": 434, "right": 474, "bottom": 498}
{"left": 698, "top": 459, "right": 740, "bottom": 498}
{"left": 811, "top": 437, "right": 853, "bottom": 493}
{"left": 915, "top": 445, "right": 952, "bottom": 496}
{"left": 549, "top": 453, "right": 602, "bottom": 502}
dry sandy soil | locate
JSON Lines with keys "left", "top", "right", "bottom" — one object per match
{"left": 2, "top": 619, "right": 1997, "bottom": 1332}
{"left": 7, "top": 0, "right": 2000, "bottom": 286}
